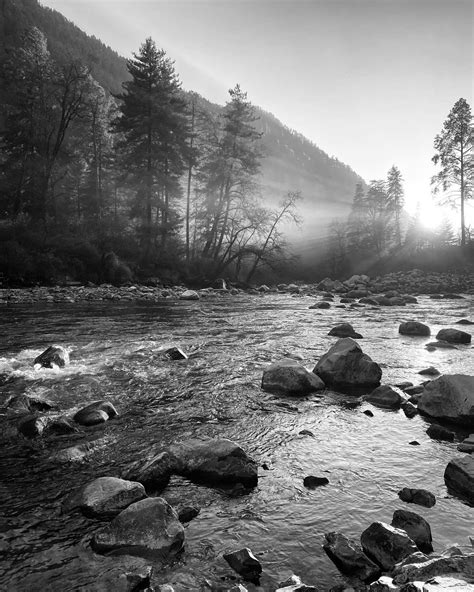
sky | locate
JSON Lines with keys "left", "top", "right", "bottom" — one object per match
{"left": 41, "top": 0, "right": 473, "bottom": 227}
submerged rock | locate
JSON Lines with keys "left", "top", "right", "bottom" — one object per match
{"left": 74, "top": 400, "right": 119, "bottom": 426}
{"left": 398, "top": 488, "right": 436, "bottom": 508}
{"left": 313, "top": 338, "right": 382, "bottom": 391}
{"left": 365, "top": 385, "right": 404, "bottom": 409}
{"left": 170, "top": 438, "right": 258, "bottom": 488}
{"left": 223, "top": 548, "right": 262, "bottom": 583}
{"left": 418, "top": 375, "right": 474, "bottom": 425}
{"left": 34, "top": 345, "right": 70, "bottom": 368}
{"left": 360, "top": 522, "right": 418, "bottom": 570}
{"left": 391, "top": 509, "right": 433, "bottom": 554}
{"left": 323, "top": 531, "right": 381, "bottom": 582}
{"left": 262, "top": 359, "right": 325, "bottom": 395}
{"left": 91, "top": 497, "right": 184, "bottom": 559}
{"left": 436, "top": 328, "right": 471, "bottom": 344}
{"left": 328, "top": 323, "right": 363, "bottom": 339}
{"left": 444, "top": 456, "right": 474, "bottom": 503}
{"left": 399, "top": 322, "right": 431, "bottom": 337}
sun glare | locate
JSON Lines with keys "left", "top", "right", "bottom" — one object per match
{"left": 418, "top": 203, "right": 445, "bottom": 231}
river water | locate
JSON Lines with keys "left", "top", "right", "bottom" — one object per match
{"left": 0, "top": 293, "right": 473, "bottom": 591}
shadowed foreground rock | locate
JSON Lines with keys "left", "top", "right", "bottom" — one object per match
{"left": 444, "top": 456, "right": 474, "bottom": 503}
{"left": 223, "top": 548, "right": 262, "bottom": 583}
{"left": 262, "top": 359, "right": 325, "bottom": 395}
{"left": 34, "top": 345, "right": 70, "bottom": 368}
{"left": 360, "top": 522, "right": 418, "bottom": 570}
{"left": 391, "top": 509, "right": 433, "bottom": 553}
{"left": 313, "top": 338, "right": 382, "bottom": 391}
{"left": 91, "top": 497, "right": 184, "bottom": 560}
{"left": 323, "top": 531, "right": 381, "bottom": 582}
{"left": 418, "top": 375, "right": 474, "bottom": 425}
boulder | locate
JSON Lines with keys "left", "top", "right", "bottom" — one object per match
{"left": 360, "top": 522, "right": 418, "bottom": 570}
{"left": 63, "top": 476, "right": 146, "bottom": 518}
{"left": 391, "top": 510, "right": 433, "bottom": 553}
{"left": 74, "top": 400, "right": 119, "bottom": 426}
{"left": 369, "top": 576, "right": 398, "bottom": 591}
{"left": 402, "top": 402, "right": 418, "bottom": 418}
{"left": 313, "top": 338, "right": 382, "bottom": 391}
{"left": 309, "top": 301, "right": 330, "bottom": 309}
{"left": 7, "top": 394, "right": 55, "bottom": 412}
{"left": 456, "top": 319, "right": 474, "bottom": 325}
{"left": 423, "top": 576, "right": 473, "bottom": 590}
{"left": 91, "top": 497, "right": 184, "bottom": 559}
{"left": 399, "top": 322, "right": 431, "bottom": 337}
{"left": 359, "top": 297, "right": 380, "bottom": 306}
{"left": 276, "top": 574, "right": 319, "bottom": 591}
{"left": 323, "top": 531, "right": 381, "bottom": 582}
{"left": 223, "top": 548, "right": 262, "bottom": 584}
{"left": 176, "top": 505, "right": 200, "bottom": 523}
{"left": 426, "top": 424, "right": 455, "bottom": 442}
{"left": 123, "top": 451, "right": 174, "bottom": 493}
{"left": 457, "top": 434, "right": 474, "bottom": 453}
{"left": 165, "top": 347, "right": 188, "bottom": 360}
{"left": 303, "top": 475, "right": 329, "bottom": 488}
{"left": 170, "top": 438, "right": 258, "bottom": 488}
{"left": 418, "top": 367, "right": 439, "bottom": 376}
{"left": 444, "top": 456, "right": 474, "bottom": 503}
{"left": 392, "top": 553, "right": 474, "bottom": 585}
{"left": 17, "top": 414, "right": 48, "bottom": 438}
{"left": 179, "top": 290, "right": 200, "bottom": 300}
{"left": 328, "top": 323, "right": 363, "bottom": 339}
{"left": 436, "top": 328, "right": 471, "bottom": 344}
{"left": 365, "top": 385, "right": 404, "bottom": 409}
{"left": 417, "top": 375, "right": 474, "bottom": 425}
{"left": 317, "top": 278, "right": 335, "bottom": 291}
{"left": 34, "top": 345, "right": 70, "bottom": 368}
{"left": 398, "top": 488, "right": 436, "bottom": 508}
{"left": 262, "top": 359, "right": 325, "bottom": 395}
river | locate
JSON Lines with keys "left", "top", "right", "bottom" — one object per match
{"left": 0, "top": 293, "right": 473, "bottom": 591}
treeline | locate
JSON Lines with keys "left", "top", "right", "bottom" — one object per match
{"left": 0, "top": 31, "right": 300, "bottom": 286}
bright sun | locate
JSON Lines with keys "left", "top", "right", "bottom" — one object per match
{"left": 418, "top": 202, "right": 447, "bottom": 231}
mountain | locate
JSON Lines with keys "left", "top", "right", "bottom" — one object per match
{"left": 0, "top": 0, "right": 363, "bottom": 240}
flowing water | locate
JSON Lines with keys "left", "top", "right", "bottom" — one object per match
{"left": 0, "top": 293, "right": 473, "bottom": 591}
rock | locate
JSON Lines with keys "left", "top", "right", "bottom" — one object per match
{"left": 364, "top": 410, "right": 374, "bottom": 417}
{"left": 179, "top": 290, "right": 200, "bottom": 300}
{"left": 398, "top": 488, "right": 436, "bottom": 508}
{"left": 6, "top": 394, "right": 55, "bottom": 412}
{"left": 391, "top": 510, "right": 433, "bottom": 553}
{"left": 50, "top": 443, "right": 92, "bottom": 463}
{"left": 170, "top": 438, "right": 258, "bottom": 488}
{"left": 392, "top": 553, "right": 474, "bottom": 585}
{"left": 123, "top": 451, "right": 173, "bottom": 493}
{"left": 276, "top": 574, "right": 319, "bottom": 591}
{"left": 257, "top": 284, "right": 270, "bottom": 292}
{"left": 313, "top": 338, "right": 382, "bottom": 391}
{"left": 359, "top": 297, "right": 380, "bottom": 306}
{"left": 436, "top": 329, "right": 471, "bottom": 344}
{"left": 17, "top": 414, "right": 48, "bottom": 438}
{"left": 73, "top": 400, "right": 119, "bottom": 426}
{"left": 323, "top": 531, "right": 381, "bottom": 583}
{"left": 423, "top": 576, "right": 473, "bottom": 590}
{"left": 165, "top": 347, "right": 188, "bottom": 360}
{"left": 360, "top": 522, "right": 418, "bottom": 570}
{"left": 456, "top": 319, "right": 474, "bottom": 325}
{"left": 63, "top": 476, "right": 146, "bottom": 518}
{"left": 317, "top": 278, "right": 336, "bottom": 291}
{"left": 418, "top": 375, "right": 474, "bottom": 425}
{"left": 409, "top": 441, "right": 420, "bottom": 446}
{"left": 418, "top": 367, "right": 440, "bottom": 376}
{"left": 262, "top": 359, "right": 325, "bottom": 395}
{"left": 369, "top": 576, "right": 398, "bottom": 591}
{"left": 444, "top": 456, "right": 474, "bottom": 502}
{"left": 328, "top": 323, "right": 363, "bottom": 339}
{"left": 402, "top": 402, "right": 418, "bottom": 418}
{"left": 177, "top": 505, "right": 200, "bottom": 523}
{"left": 365, "top": 385, "right": 404, "bottom": 409}
{"left": 34, "top": 345, "right": 70, "bottom": 368}
{"left": 44, "top": 416, "right": 78, "bottom": 435}
{"left": 309, "top": 301, "right": 330, "bottom": 309}
{"left": 425, "top": 341, "right": 458, "bottom": 350}
{"left": 223, "top": 548, "right": 262, "bottom": 583}
{"left": 91, "top": 497, "right": 184, "bottom": 559}
{"left": 303, "top": 475, "right": 329, "bottom": 488}
{"left": 457, "top": 434, "right": 474, "bottom": 453}
{"left": 398, "top": 322, "right": 431, "bottom": 337}
{"left": 426, "top": 424, "right": 455, "bottom": 442}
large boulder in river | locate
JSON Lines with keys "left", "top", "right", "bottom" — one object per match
{"left": 313, "top": 338, "right": 382, "bottom": 391}
{"left": 398, "top": 488, "right": 436, "bottom": 508}
{"left": 223, "top": 548, "right": 262, "bottom": 583}
{"left": 398, "top": 322, "right": 431, "bottom": 337}
{"left": 360, "top": 522, "right": 418, "bottom": 570}
{"left": 123, "top": 451, "right": 174, "bottom": 493}
{"left": 364, "top": 385, "right": 404, "bottom": 409}
{"left": 436, "top": 328, "right": 471, "bottom": 344}
{"left": 323, "top": 531, "right": 381, "bottom": 582}
{"left": 170, "top": 438, "right": 258, "bottom": 488}
{"left": 63, "top": 476, "right": 146, "bottom": 518}
{"left": 417, "top": 375, "right": 474, "bottom": 426}
{"left": 73, "top": 400, "right": 119, "bottom": 426}
{"left": 34, "top": 345, "right": 69, "bottom": 368}
{"left": 262, "top": 359, "right": 325, "bottom": 395}
{"left": 444, "top": 456, "right": 474, "bottom": 503}
{"left": 328, "top": 323, "right": 363, "bottom": 339}
{"left": 92, "top": 497, "right": 184, "bottom": 559}
{"left": 391, "top": 509, "right": 433, "bottom": 553}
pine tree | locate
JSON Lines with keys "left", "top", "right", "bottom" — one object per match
{"left": 432, "top": 98, "right": 473, "bottom": 246}
{"left": 347, "top": 182, "right": 366, "bottom": 250}
{"left": 386, "top": 165, "right": 404, "bottom": 246}
{"left": 113, "top": 38, "right": 189, "bottom": 258}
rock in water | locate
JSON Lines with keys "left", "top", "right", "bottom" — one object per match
{"left": 73, "top": 400, "right": 119, "bottom": 426}
{"left": 91, "top": 497, "right": 184, "bottom": 559}
{"left": 364, "top": 385, "right": 404, "bottom": 409}
{"left": 398, "top": 322, "right": 431, "bottom": 337}
{"left": 457, "top": 434, "right": 474, "bottom": 453}
{"left": 303, "top": 475, "right": 329, "bottom": 488}
{"left": 261, "top": 359, "right": 325, "bottom": 395}
{"left": 170, "top": 438, "right": 258, "bottom": 488}
{"left": 179, "top": 290, "right": 200, "bottom": 300}
{"left": 17, "top": 415, "right": 48, "bottom": 438}
{"left": 444, "top": 456, "right": 474, "bottom": 503}
{"left": 165, "top": 347, "right": 188, "bottom": 360}
{"left": 391, "top": 509, "right": 433, "bottom": 553}
{"left": 328, "top": 323, "right": 363, "bottom": 339}
{"left": 313, "top": 338, "right": 382, "bottom": 391}
{"left": 34, "top": 345, "right": 69, "bottom": 368}
{"left": 417, "top": 375, "right": 474, "bottom": 425}
{"left": 223, "top": 548, "right": 262, "bottom": 583}
{"left": 398, "top": 488, "right": 436, "bottom": 508}
{"left": 122, "top": 451, "right": 174, "bottom": 493}
{"left": 63, "top": 476, "right": 146, "bottom": 518}
{"left": 360, "top": 522, "right": 418, "bottom": 570}
{"left": 323, "top": 531, "right": 381, "bottom": 582}
{"left": 426, "top": 424, "right": 455, "bottom": 442}
{"left": 436, "top": 328, "right": 471, "bottom": 344}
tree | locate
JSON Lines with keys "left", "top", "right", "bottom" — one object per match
{"left": 386, "top": 165, "right": 404, "bottom": 246}
{"left": 113, "top": 38, "right": 189, "bottom": 259}
{"left": 432, "top": 98, "right": 473, "bottom": 246}
{"left": 365, "top": 179, "right": 391, "bottom": 254}
{"left": 347, "top": 182, "right": 366, "bottom": 250}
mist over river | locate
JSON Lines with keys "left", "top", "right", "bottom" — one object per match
{"left": 0, "top": 292, "right": 473, "bottom": 591}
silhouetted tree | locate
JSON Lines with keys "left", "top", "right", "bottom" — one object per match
{"left": 386, "top": 165, "right": 404, "bottom": 246}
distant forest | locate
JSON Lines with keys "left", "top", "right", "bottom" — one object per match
{"left": 0, "top": 0, "right": 472, "bottom": 287}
